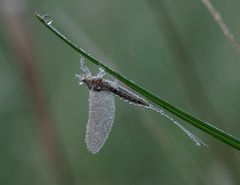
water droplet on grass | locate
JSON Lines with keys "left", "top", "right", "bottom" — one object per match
{"left": 42, "top": 14, "right": 52, "bottom": 25}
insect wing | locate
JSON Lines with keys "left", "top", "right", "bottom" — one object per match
{"left": 85, "top": 90, "right": 115, "bottom": 153}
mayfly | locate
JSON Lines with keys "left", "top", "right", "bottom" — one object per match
{"left": 76, "top": 58, "right": 206, "bottom": 154}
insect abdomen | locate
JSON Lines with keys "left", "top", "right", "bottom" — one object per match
{"left": 106, "top": 83, "right": 149, "bottom": 107}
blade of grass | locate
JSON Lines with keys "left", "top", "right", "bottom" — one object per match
{"left": 201, "top": 0, "right": 240, "bottom": 55}
{"left": 34, "top": 11, "right": 240, "bottom": 150}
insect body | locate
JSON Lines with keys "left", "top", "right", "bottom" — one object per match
{"left": 76, "top": 59, "right": 206, "bottom": 154}
{"left": 80, "top": 73, "right": 149, "bottom": 107}
{"left": 75, "top": 59, "right": 150, "bottom": 153}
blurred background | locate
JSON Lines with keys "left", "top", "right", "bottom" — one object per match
{"left": 1, "top": 0, "right": 240, "bottom": 184}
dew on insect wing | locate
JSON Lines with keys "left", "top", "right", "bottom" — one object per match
{"left": 42, "top": 14, "right": 52, "bottom": 25}
{"left": 86, "top": 90, "right": 115, "bottom": 154}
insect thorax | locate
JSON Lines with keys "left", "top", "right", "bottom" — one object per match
{"left": 83, "top": 77, "right": 107, "bottom": 91}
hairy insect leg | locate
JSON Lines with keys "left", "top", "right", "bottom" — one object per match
{"left": 75, "top": 74, "right": 83, "bottom": 85}
{"left": 97, "top": 67, "right": 105, "bottom": 78}
{"left": 75, "top": 58, "right": 93, "bottom": 85}
{"left": 80, "top": 58, "right": 92, "bottom": 76}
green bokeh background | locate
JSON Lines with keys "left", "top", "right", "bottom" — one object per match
{"left": 1, "top": 0, "right": 240, "bottom": 185}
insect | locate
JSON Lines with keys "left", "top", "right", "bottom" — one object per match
{"left": 76, "top": 58, "right": 206, "bottom": 154}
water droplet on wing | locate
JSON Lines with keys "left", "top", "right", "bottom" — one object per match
{"left": 85, "top": 90, "right": 115, "bottom": 154}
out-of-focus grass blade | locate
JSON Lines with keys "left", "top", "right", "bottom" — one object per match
{"left": 35, "top": 11, "right": 240, "bottom": 151}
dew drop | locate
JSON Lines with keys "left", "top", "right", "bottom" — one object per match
{"left": 42, "top": 14, "right": 52, "bottom": 25}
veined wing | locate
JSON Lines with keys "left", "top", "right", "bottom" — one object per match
{"left": 85, "top": 90, "right": 115, "bottom": 154}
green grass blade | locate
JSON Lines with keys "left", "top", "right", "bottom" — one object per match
{"left": 35, "top": 11, "right": 240, "bottom": 150}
